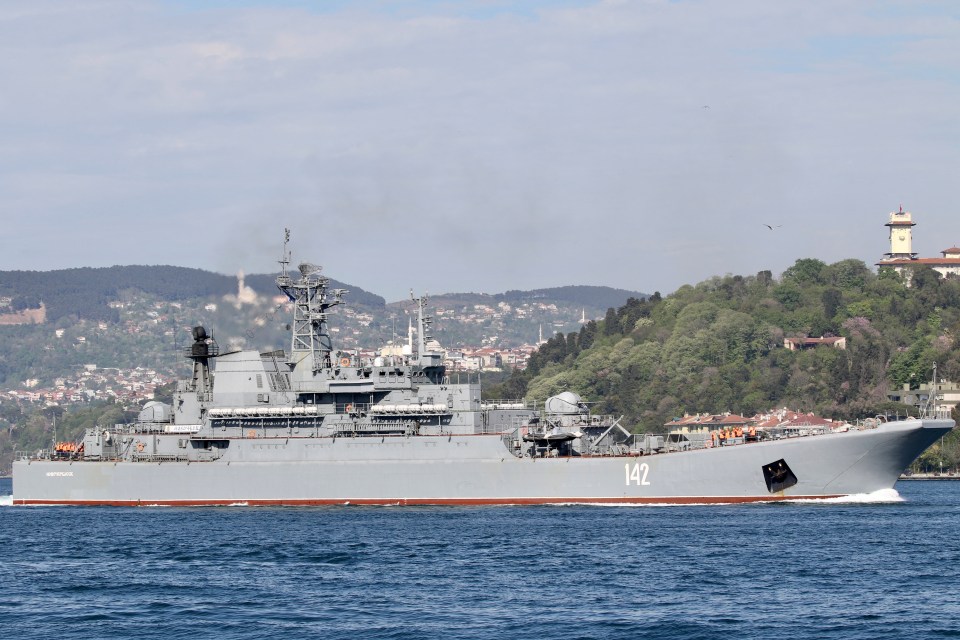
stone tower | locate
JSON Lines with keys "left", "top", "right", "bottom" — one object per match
{"left": 884, "top": 205, "right": 917, "bottom": 260}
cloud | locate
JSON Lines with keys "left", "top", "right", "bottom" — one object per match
{"left": 0, "top": 1, "right": 958, "bottom": 300}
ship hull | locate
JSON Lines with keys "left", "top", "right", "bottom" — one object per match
{"left": 12, "top": 418, "right": 953, "bottom": 506}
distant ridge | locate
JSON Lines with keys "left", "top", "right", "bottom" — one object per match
{"left": 0, "top": 266, "right": 384, "bottom": 323}
{"left": 0, "top": 266, "right": 643, "bottom": 326}
{"left": 392, "top": 285, "right": 647, "bottom": 310}
{"left": 501, "top": 286, "right": 648, "bottom": 308}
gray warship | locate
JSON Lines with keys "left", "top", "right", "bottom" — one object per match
{"left": 12, "top": 236, "right": 955, "bottom": 505}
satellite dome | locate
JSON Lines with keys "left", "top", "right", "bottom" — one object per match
{"left": 138, "top": 401, "right": 172, "bottom": 424}
{"left": 545, "top": 391, "right": 584, "bottom": 415}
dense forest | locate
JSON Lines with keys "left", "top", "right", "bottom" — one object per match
{"left": 488, "top": 258, "right": 960, "bottom": 432}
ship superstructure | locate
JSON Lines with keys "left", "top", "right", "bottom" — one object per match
{"left": 12, "top": 235, "right": 955, "bottom": 506}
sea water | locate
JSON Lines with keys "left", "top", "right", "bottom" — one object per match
{"left": 1, "top": 477, "right": 959, "bottom": 639}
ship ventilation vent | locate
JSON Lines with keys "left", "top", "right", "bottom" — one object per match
{"left": 762, "top": 459, "right": 798, "bottom": 493}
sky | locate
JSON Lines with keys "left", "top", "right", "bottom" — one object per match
{"left": 1, "top": 0, "right": 958, "bottom": 301}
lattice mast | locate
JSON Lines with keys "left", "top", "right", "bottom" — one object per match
{"left": 275, "top": 229, "right": 347, "bottom": 373}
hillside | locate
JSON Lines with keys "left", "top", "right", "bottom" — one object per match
{"left": 414, "top": 286, "right": 645, "bottom": 310}
{"left": 0, "top": 265, "right": 384, "bottom": 324}
{"left": 488, "top": 259, "right": 960, "bottom": 433}
{"left": 386, "top": 286, "right": 647, "bottom": 347}
{"left": 0, "top": 271, "right": 645, "bottom": 473}
{"left": 0, "top": 267, "right": 645, "bottom": 390}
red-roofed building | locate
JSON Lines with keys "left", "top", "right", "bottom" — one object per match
{"left": 750, "top": 408, "right": 848, "bottom": 435}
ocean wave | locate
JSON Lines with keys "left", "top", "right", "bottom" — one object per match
{"left": 0, "top": 481, "right": 953, "bottom": 640}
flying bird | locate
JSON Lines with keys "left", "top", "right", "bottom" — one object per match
{"left": 763, "top": 224, "right": 782, "bottom": 231}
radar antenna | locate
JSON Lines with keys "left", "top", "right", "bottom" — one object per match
{"left": 299, "top": 262, "right": 322, "bottom": 278}
{"left": 275, "top": 232, "right": 348, "bottom": 373}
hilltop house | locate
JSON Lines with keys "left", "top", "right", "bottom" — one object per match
{"left": 783, "top": 336, "right": 846, "bottom": 351}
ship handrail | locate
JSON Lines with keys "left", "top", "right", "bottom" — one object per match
{"left": 338, "top": 402, "right": 367, "bottom": 414}
{"left": 131, "top": 454, "right": 190, "bottom": 462}
{"left": 14, "top": 449, "right": 49, "bottom": 461}
{"left": 479, "top": 399, "right": 531, "bottom": 410}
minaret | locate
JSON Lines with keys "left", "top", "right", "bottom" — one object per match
{"left": 884, "top": 205, "right": 917, "bottom": 260}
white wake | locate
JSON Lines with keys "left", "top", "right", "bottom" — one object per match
{"left": 0, "top": 495, "right": 14, "bottom": 507}
{"left": 786, "top": 488, "right": 903, "bottom": 505}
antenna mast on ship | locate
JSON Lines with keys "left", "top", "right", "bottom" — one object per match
{"left": 275, "top": 230, "right": 347, "bottom": 374}
{"left": 410, "top": 291, "right": 442, "bottom": 369}
{"left": 409, "top": 291, "right": 435, "bottom": 354}
{"left": 279, "top": 228, "right": 291, "bottom": 278}
{"left": 920, "top": 362, "right": 941, "bottom": 419}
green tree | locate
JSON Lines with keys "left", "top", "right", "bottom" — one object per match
{"left": 774, "top": 283, "right": 802, "bottom": 310}
{"left": 782, "top": 258, "right": 827, "bottom": 285}
{"left": 824, "top": 259, "right": 871, "bottom": 289}
{"left": 602, "top": 307, "right": 618, "bottom": 336}
{"left": 822, "top": 288, "right": 843, "bottom": 320}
